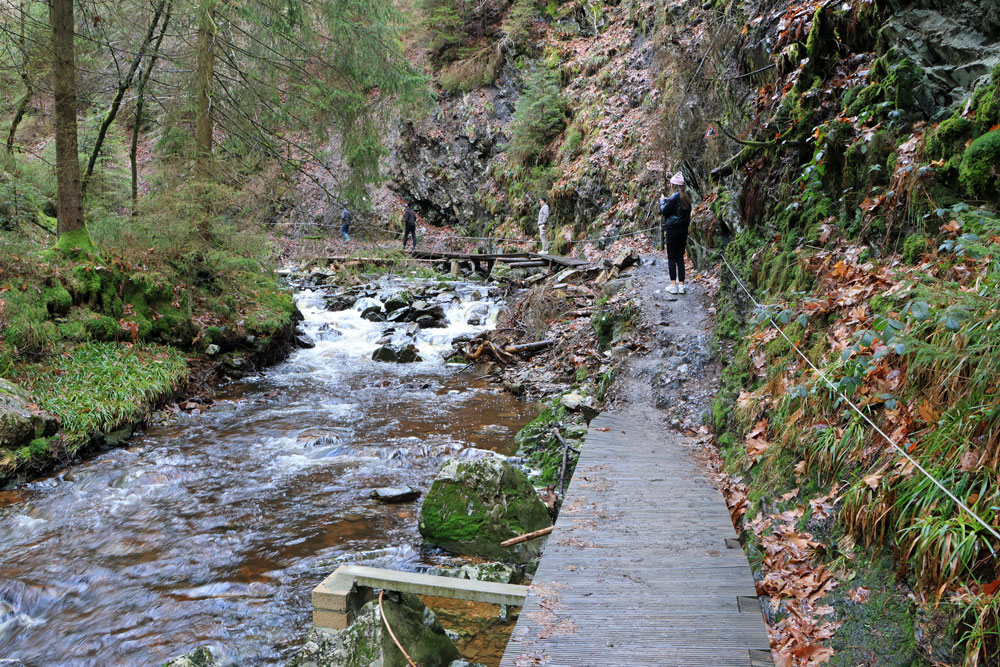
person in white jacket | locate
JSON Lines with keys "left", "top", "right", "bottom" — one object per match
{"left": 537, "top": 196, "right": 550, "bottom": 253}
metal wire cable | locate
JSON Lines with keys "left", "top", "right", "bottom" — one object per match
{"left": 688, "top": 237, "right": 1000, "bottom": 544}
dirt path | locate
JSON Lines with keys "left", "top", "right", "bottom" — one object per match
{"left": 610, "top": 255, "right": 721, "bottom": 433}
{"left": 500, "top": 256, "right": 773, "bottom": 666}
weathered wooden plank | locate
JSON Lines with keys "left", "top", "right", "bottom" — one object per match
{"left": 500, "top": 410, "right": 772, "bottom": 666}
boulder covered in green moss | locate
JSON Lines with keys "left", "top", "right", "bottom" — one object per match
{"left": 0, "top": 379, "right": 58, "bottom": 450}
{"left": 419, "top": 458, "right": 552, "bottom": 563}
{"left": 959, "top": 129, "right": 1000, "bottom": 201}
{"left": 162, "top": 647, "right": 217, "bottom": 667}
{"left": 286, "top": 592, "right": 460, "bottom": 667}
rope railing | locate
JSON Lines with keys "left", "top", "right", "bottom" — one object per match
{"left": 379, "top": 589, "right": 418, "bottom": 667}
{"left": 688, "top": 237, "right": 1000, "bottom": 546}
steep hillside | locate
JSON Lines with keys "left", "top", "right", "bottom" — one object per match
{"left": 387, "top": 0, "right": 1000, "bottom": 663}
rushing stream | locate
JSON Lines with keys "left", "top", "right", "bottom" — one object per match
{"left": 0, "top": 277, "right": 534, "bottom": 666}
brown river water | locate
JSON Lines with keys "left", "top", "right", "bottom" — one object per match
{"left": 0, "top": 278, "right": 534, "bottom": 666}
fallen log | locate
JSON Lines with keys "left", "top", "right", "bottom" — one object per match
{"left": 500, "top": 526, "right": 555, "bottom": 547}
{"left": 505, "top": 339, "right": 556, "bottom": 355}
{"left": 506, "top": 261, "right": 548, "bottom": 268}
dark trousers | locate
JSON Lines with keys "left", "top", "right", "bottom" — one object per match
{"left": 403, "top": 223, "right": 416, "bottom": 250}
{"left": 665, "top": 232, "right": 687, "bottom": 282}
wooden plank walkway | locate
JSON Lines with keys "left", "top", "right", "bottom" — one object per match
{"left": 500, "top": 412, "right": 773, "bottom": 667}
{"left": 328, "top": 250, "right": 593, "bottom": 274}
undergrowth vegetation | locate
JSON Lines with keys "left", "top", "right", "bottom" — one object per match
{"left": 689, "top": 0, "right": 1000, "bottom": 663}
{"left": 0, "top": 144, "right": 298, "bottom": 483}
{"left": 705, "top": 14, "right": 1000, "bottom": 660}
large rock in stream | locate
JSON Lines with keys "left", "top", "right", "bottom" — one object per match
{"left": 372, "top": 344, "right": 422, "bottom": 363}
{"left": 286, "top": 592, "right": 460, "bottom": 667}
{"left": 419, "top": 458, "right": 552, "bottom": 564}
{"left": 0, "top": 379, "right": 58, "bottom": 450}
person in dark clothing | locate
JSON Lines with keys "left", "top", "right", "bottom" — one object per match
{"left": 340, "top": 206, "right": 352, "bottom": 242}
{"left": 658, "top": 171, "right": 692, "bottom": 294}
{"left": 402, "top": 202, "right": 417, "bottom": 250}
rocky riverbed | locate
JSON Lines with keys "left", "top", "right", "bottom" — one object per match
{"left": 0, "top": 272, "right": 538, "bottom": 666}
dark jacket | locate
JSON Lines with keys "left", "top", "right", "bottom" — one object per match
{"left": 403, "top": 206, "right": 416, "bottom": 228}
{"left": 659, "top": 193, "right": 691, "bottom": 236}
{"left": 340, "top": 208, "right": 352, "bottom": 225}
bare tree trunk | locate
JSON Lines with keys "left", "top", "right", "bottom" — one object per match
{"left": 195, "top": 0, "right": 218, "bottom": 241}
{"left": 6, "top": 0, "right": 32, "bottom": 153}
{"left": 132, "top": 1, "right": 173, "bottom": 215}
{"left": 83, "top": 0, "right": 168, "bottom": 195}
{"left": 51, "top": 0, "right": 86, "bottom": 239}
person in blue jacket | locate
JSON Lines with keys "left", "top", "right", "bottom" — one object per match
{"left": 658, "top": 172, "right": 692, "bottom": 294}
{"left": 340, "top": 206, "right": 352, "bottom": 242}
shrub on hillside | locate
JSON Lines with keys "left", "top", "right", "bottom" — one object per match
{"left": 507, "top": 67, "right": 567, "bottom": 166}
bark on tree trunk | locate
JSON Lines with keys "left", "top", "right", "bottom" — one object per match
{"left": 51, "top": 0, "right": 85, "bottom": 238}
{"left": 132, "top": 2, "right": 172, "bottom": 215}
{"left": 83, "top": 0, "right": 168, "bottom": 195}
{"left": 6, "top": 0, "right": 31, "bottom": 153}
{"left": 195, "top": 0, "right": 218, "bottom": 241}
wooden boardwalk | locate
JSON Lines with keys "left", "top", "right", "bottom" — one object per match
{"left": 327, "top": 250, "right": 592, "bottom": 277}
{"left": 500, "top": 412, "right": 773, "bottom": 666}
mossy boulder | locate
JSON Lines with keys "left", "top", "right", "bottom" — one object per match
{"left": 419, "top": 458, "right": 552, "bottom": 563}
{"left": 286, "top": 592, "right": 460, "bottom": 667}
{"left": 0, "top": 379, "right": 59, "bottom": 450}
{"left": 959, "top": 130, "right": 1000, "bottom": 201}
{"left": 383, "top": 292, "right": 412, "bottom": 313}
{"left": 161, "top": 647, "right": 217, "bottom": 667}
{"left": 43, "top": 284, "right": 73, "bottom": 315}
{"left": 926, "top": 117, "right": 974, "bottom": 161}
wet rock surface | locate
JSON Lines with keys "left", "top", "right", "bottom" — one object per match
{"left": 372, "top": 344, "right": 423, "bottom": 363}
{"left": 286, "top": 592, "right": 460, "bottom": 667}
{"left": 162, "top": 647, "right": 218, "bottom": 667}
{"left": 419, "top": 458, "right": 552, "bottom": 564}
{"left": 369, "top": 486, "right": 422, "bottom": 503}
{"left": 0, "top": 379, "right": 59, "bottom": 450}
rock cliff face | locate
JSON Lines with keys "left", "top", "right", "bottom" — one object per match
{"left": 385, "top": 7, "right": 663, "bottom": 247}
{"left": 385, "top": 63, "right": 519, "bottom": 230}
{"left": 883, "top": 0, "right": 1000, "bottom": 118}
{"left": 385, "top": 0, "right": 1000, "bottom": 250}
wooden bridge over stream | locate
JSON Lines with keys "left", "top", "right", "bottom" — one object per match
{"left": 499, "top": 412, "right": 773, "bottom": 666}
{"left": 327, "top": 249, "right": 593, "bottom": 278}
{"left": 311, "top": 410, "right": 773, "bottom": 665}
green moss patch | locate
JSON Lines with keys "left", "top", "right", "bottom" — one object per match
{"left": 959, "top": 130, "right": 1000, "bottom": 201}
{"left": 419, "top": 457, "right": 552, "bottom": 563}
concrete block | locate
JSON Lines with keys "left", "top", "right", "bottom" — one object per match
{"left": 312, "top": 587, "right": 350, "bottom": 612}
{"left": 312, "top": 567, "right": 356, "bottom": 612}
{"left": 313, "top": 608, "right": 350, "bottom": 631}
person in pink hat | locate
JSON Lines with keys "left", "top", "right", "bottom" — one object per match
{"left": 658, "top": 171, "right": 692, "bottom": 294}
